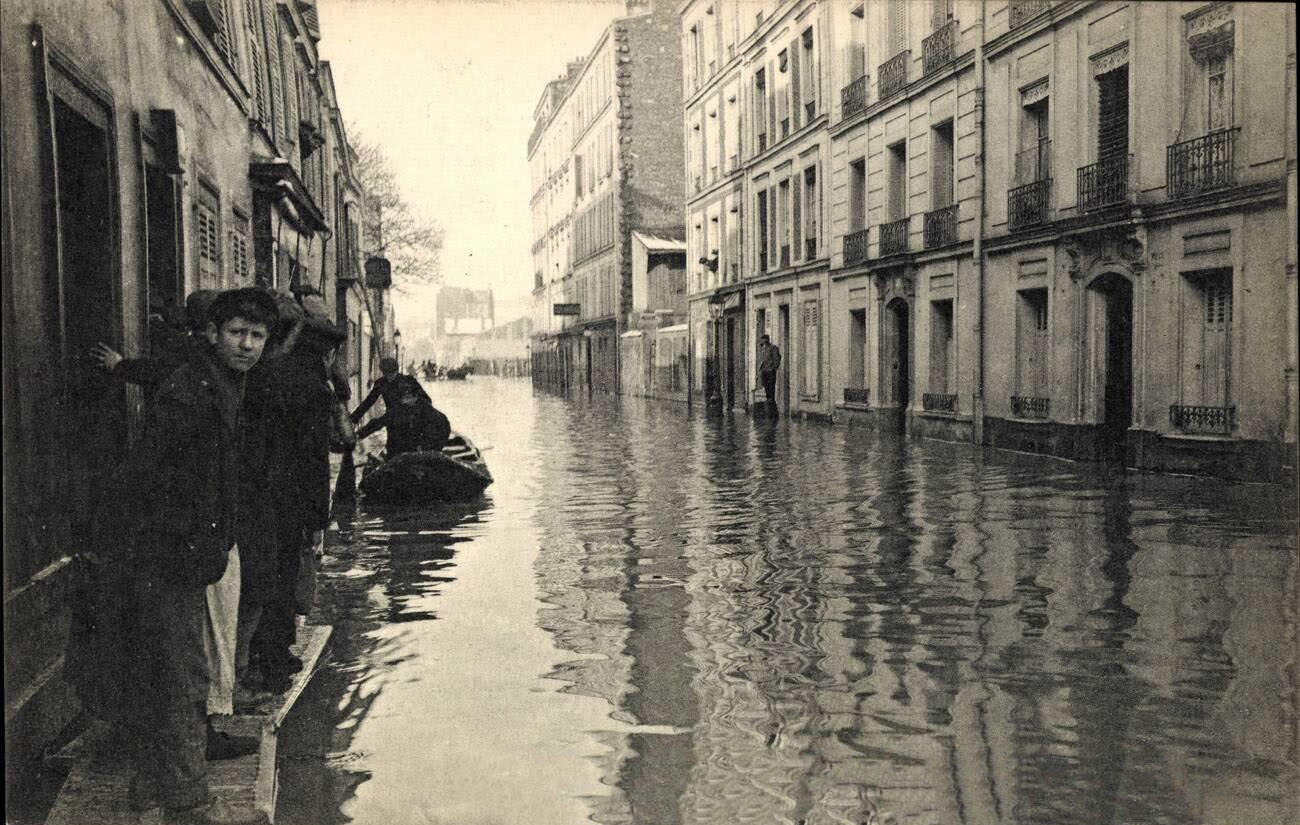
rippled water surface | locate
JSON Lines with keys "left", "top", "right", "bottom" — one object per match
{"left": 278, "top": 378, "right": 1298, "bottom": 825}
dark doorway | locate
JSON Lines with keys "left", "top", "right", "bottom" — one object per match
{"left": 1096, "top": 273, "right": 1134, "bottom": 446}
{"left": 52, "top": 92, "right": 124, "bottom": 527}
{"left": 778, "top": 303, "right": 791, "bottom": 415}
{"left": 885, "top": 297, "right": 911, "bottom": 429}
{"left": 724, "top": 315, "right": 736, "bottom": 409}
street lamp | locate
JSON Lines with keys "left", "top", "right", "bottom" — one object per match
{"left": 393, "top": 329, "right": 402, "bottom": 368}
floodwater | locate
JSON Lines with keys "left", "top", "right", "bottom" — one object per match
{"left": 278, "top": 377, "right": 1298, "bottom": 825}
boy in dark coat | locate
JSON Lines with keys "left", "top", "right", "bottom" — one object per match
{"left": 117, "top": 288, "right": 276, "bottom": 825}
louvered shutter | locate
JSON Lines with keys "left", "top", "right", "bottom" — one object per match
{"left": 262, "top": 1, "right": 284, "bottom": 146}
{"left": 1201, "top": 271, "right": 1232, "bottom": 406}
{"left": 245, "top": 0, "right": 268, "bottom": 123}
{"left": 792, "top": 177, "right": 802, "bottom": 259}
{"left": 801, "top": 298, "right": 821, "bottom": 398}
{"left": 789, "top": 39, "right": 801, "bottom": 129}
{"left": 212, "top": 0, "right": 237, "bottom": 69}
{"left": 889, "top": 0, "right": 907, "bottom": 57}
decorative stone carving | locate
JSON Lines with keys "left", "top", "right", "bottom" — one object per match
{"left": 1188, "top": 3, "right": 1234, "bottom": 61}
{"left": 1091, "top": 42, "right": 1129, "bottom": 76}
{"left": 1020, "top": 78, "right": 1049, "bottom": 106}
{"left": 1061, "top": 244, "right": 1082, "bottom": 279}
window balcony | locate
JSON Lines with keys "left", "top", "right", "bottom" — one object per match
{"left": 922, "top": 21, "right": 956, "bottom": 77}
{"left": 1009, "top": 0, "right": 1052, "bottom": 30}
{"left": 805, "top": 237, "right": 817, "bottom": 260}
{"left": 923, "top": 204, "right": 958, "bottom": 249}
{"left": 1011, "top": 395, "right": 1050, "bottom": 419}
{"left": 841, "top": 74, "right": 869, "bottom": 118}
{"left": 843, "top": 387, "right": 870, "bottom": 404}
{"left": 844, "top": 228, "right": 869, "bottom": 266}
{"left": 1168, "top": 128, "right": 1237, "bottom": 199}
{"left": 1008, "top": 178, "right": 1051, "bottom": 231}
{"left": 879, "top": 217, "right": 910, "bottom": 256}
{"left": 878, "top": 50, "right": 910, "bottom": 99}
{"left": 1170, "top": 404, "right": 1235, "bottom": 435}
{"left": 1077, "top": 154, "right": 1129, "bottom": 213}
{"left": 780, "top": 244, "right": 791, "bottom": 269}
{"left": 923, "top": 392, "right": 957, "bottom": 413}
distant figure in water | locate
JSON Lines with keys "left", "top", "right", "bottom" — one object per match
{"left": 355, "top": 384, "right": 451, "bottom": 456}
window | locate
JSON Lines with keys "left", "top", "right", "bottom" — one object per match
{"left": 887, "top": 0, "right": 908, "bottom": 57}
{"left": 929, "top": 299, "right": 954, "bottom": 394}
{"left": 932, "top": 0, "right": 954, "bottom": 30}
{"left": 849, "top": 309, "right": 867, "bottom": 389}
{"left": 801, "top": 28, "right": 817, "bottom": 121}
{"left": 244, "top": 0, "right": 268, "bottom": 123}
{"left": 230, "top": 209, "right": 251, "bottom": 282}
{"left": 757, "top": 189, "right": 769, "bottom": 270}
{"left": 803, "top": 166, "right": 818, "bottom": 258}
{"left": 1016, "top": 288, "right": 1049, "bottom": 400}
{"left": 1097, "top": 64, "right": 1129, "bottom": 163}
{"left": 777, "top": 51, "right": 790, "bottom": 138}
{"left": 849, "top": 159, "right": 866, "bottom": 230}
{"left": 777, "top": 179, "right": 791, "bottom": 267}
{"left": 800, "top": 298, "right": 821, "bottom": 399}
{"left": 1018, "top": 95, "right": 1050, "bottom": 184}
{"left": 1187, "top": 6, "right": 1235, "bottom": 134}
{"left": 931, "top": 121, "right": 954, "bottom": 208}
{"left": 1205, "top": 51, "right": 1232, "bottom": 132}
{"left": 574, "top": 154, "right": 583, "bottom": 200}
{"left": 847, "top": 6, "right": 867, "bottom": 81}
{"left": 195, "top": 182, "right": 222, "bottom": 289}
{"left": 887, "top": 141, "right": 907, "bottom": 221}
{"left": 754, "top": 69, "right": 767, "bottom": 152}
{"left": 1181, "top": 269, "right": 1232, "bottom": 407}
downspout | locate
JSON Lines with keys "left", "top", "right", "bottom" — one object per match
{"left": 972, "top": 2, "right": 988, "bottom": 445}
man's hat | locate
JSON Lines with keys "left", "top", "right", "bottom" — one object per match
{"left": 207, "top": 287, "right": 280, "bottom": 328}
{"left": 379, "top": 356, "right": 399, "bottom": 373}
{"left": 300, "top": 313, "right": 347, "bottom": 347}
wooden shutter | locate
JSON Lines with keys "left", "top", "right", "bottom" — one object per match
{"left": 789, "top": 39, "right": 801, "bottom": 129}
{"left": 801, "top": 298, "right": 821, "bottom": 399}
{"left": 262, "top": 0, "right": 284, "bottom": 145}
{"left": 244, "top": 0, "right": 268, "bottom": 122}
{"left": 1097, "top": 65, "right": 1129, "bottom": 161}
{"left": 889, "top": 0, "right": 907, "bottom": 56}
{"left": 792, "top": 176, "right": 802, "bottom": 258}
{"left": 1201, "top": 271, "right": 1232, "bottom": 406}
{"left": 196, "top": 184, "right": 221, "bottom": 289}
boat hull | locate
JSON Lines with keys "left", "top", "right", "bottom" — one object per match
{"left": 359, "top": 436, "right": 492, "bottom": 504}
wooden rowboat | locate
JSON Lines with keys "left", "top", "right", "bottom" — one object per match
{"left": 359, "top": 432, "right": 493, "bottom": 504}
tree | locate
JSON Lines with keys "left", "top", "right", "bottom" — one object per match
{"left": 349, "top": 127, "right": 444, "bottom": 288}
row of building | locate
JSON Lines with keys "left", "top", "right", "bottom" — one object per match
{"left": 2, "top": 0, "right": 399, "bottom": 786}
{"left": 529, "top": 0, "right": 1296, "bottom": 481}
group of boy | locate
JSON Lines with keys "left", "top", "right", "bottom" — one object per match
{"left": 76, "top": 286, "right": 346, "bottom": 825}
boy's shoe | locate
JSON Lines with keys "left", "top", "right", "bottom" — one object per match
{"left": 205, "top": 729, "right": 258, "bottom": 761}
{"left": 165, "top": 796, "right": 264, "bottom": 825}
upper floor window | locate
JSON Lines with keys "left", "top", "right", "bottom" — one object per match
{"left": 800, "top": 28, "right": 817, "bottom": 121}
{"left": 1186, "top": 4, "right": 1235, "bottom": 134}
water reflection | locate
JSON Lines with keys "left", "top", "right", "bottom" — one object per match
{"left": 280, "top": 379, "right": 1297, "bottom": 825}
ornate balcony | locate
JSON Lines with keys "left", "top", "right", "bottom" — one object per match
{"left": 1008, "top": 178, "right": 1051, "bottom": 231}
{"left": 924, "top": 204, "right": 958, "bottom": 249}
{"left": 844, "top": 228, "right": 869, "bottom": 266}
{"left": 879, "top": 217, "right": 910, "bottom": 257}
{"left": 841, "top": 74, "right": 868, "bottom": 118}
{"left": 878, "top": 50, "right": 909, "bottom": 100}
{"left": 1168, "top": 128, "right": 1237, "bottom": 199}
{"left": 843, "top": 387, "right": 870, "bottom": 405}
{"left": 923, "top": 393, "right": 957, "bottom": 413}
{"left": 1077, "top": 154, "right": 1129, "bottom": 212}
{"left": 1170, "top": 404, "right": 1235, "bottom": 435}
{"left": 1011, "top": 395, "right": 1050, "bottom": 419}
{"left": 922, "top": 21, "right": 956, "bottom": 76}
{"left": 1009, "top": 0, "right": 1051, "bottom": 30}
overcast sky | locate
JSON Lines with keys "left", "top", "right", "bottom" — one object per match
{"left": 317, "top": 0, "right": 628, "bottom": 333}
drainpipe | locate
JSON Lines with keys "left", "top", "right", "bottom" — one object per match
{"left": 972, "top": 3, "right": 988, "bottom": 445}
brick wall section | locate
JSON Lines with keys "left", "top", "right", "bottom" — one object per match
{"left": 616, "top": 2, "right": 684, "bottom": 324}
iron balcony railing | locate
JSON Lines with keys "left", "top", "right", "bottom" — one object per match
{"left": 923, "top": 392, "right": 957, "bottom": 412}
{"left": 843, "top": 387, "right": 870, "bottom": 404}
{"left": 841, "top": 74, "right": 869, "bottom": 118}
{"left": 924, "top": 204, "right": 958, "bottom": 248}
{"left": 879, "top": 217, "right": 910, "bottom": 256}
{"left": 1170, "top": 404, "right": 1235, "bottom": 435}
{"left": 1011, "top": 395, "right": 1050, "bottom": 419}
{"left": 1009, "top": 178, "right": 1051, "bottom": 231}
{"left": 1009, "top": 0, "right": 1052, "bottom": 30}
{"left": 1078, "top": 154, "right": 1129, "bottom": 212}
{"left": 1168, "top": 128, "right": 1237, "bottom": 199}
{"left": 844, "top": 228, "right": 869, "bottom": 266}
{"left": 922, "top": 21, "right": 956, "bottom": 76}
{"left": 780, "top": 244, "right": 791, "bottom": 269}
{"left": 878, "top": 50, "right": 910, "bottom": 99}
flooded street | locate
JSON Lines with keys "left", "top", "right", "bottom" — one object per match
{"left": 278, "top": 377, "right": 1297, "bottom": 825}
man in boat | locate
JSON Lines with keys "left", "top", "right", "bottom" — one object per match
{"left": 249, "top": 306, "right": 344, "bottom": 695}
{"left": 354, "top": 383, "right": 451, "bottom": 456}
{"left": 107, "top": 287, "right": 277, "bottom": 825}
{"left": 350, "top": 356, "right": 431, "bottom": 425}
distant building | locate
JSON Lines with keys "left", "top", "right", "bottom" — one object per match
{"left": 433, "top": 285, "right": 494, "bottom": 364}
{"left": 528, "top": 0, "right": 685, "bottom": 395}
{"left": 465, "top": 317, "right": 534, "bottom": 378}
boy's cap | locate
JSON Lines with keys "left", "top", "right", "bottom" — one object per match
{"left": 185, "top": 290, "right": 221, "bottom": 329}
{"left": 272, "top": 291, "right": 306, "bottom": 325}
{"left": 380, "top": 357, "right": 399, "bottom": 372}
{"left": 208, "top": 287, "right": 279, "bottom": 327}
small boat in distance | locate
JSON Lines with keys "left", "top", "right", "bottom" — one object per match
{"left": 359, "top": 432, "right": 493, "bottom": 505}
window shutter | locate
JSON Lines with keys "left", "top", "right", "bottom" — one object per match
{"left": 789, "top": 38, "right": 801, "bottom": 129}
{"left": 263, "top": 1, "right": 284, "bottom": 146}
{"left": 245, "top": 0, "right": 268, "bottom": 124}
{"left": 792, "top": 178, "right": 802, "bottom": 258}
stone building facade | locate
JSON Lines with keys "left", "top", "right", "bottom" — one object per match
{"left": 529, "top": 0, "right": 685, "bottom": 395}
{"left": 1, "top": 0, "right": 391, "bottom": 785}
{"left": 682, "top": 0, "right": 1295, "bottom": 480}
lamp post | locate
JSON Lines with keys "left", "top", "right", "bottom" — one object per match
{"left": 393, "top": 329, "right": 402, "bottom": 369}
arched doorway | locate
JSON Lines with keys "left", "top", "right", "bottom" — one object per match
{"left": 883, "top": 297, "right": 911, "bottom": 430}
{"left": 1085, "top": 273, "right": 1134, "bottom": 456}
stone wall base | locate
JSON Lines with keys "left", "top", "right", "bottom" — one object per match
{"left": 910, "top": 412, "right": 974, "bottom": 444}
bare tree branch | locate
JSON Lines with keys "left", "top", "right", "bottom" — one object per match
{"left": 349, "top": 125, "right": 445, "bottom": 286}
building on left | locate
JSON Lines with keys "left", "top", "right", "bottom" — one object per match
{"left": 1, "top": 0, "right": 395, "bottom": 788}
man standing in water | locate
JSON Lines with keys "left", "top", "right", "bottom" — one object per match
{"left": 757, "top": 334, "right": 782, "bottom": 419}
{"left": 117, "top": 287, "right": 276, "bottom": 825}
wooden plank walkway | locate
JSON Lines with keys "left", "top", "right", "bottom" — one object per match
{"left": 45, "top": 625, "right": 332, "bottom": 825}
